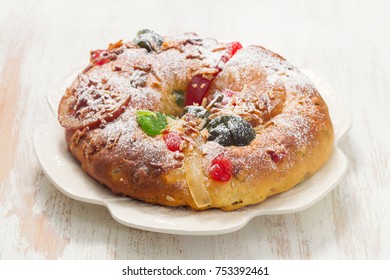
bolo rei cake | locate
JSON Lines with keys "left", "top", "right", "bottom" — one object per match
{"left": 58, "top": 30, "right": 334, "bottom": 211}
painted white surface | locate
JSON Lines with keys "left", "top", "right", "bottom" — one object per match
{"left": 1, "top": 0, "right": 389, "bottom": 259}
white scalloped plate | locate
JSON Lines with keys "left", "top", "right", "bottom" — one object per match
{"left": 34, "top": 68, "right": 351, "bottom": 235}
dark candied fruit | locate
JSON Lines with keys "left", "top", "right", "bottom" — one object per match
{"left": 208, "top": 154, "right": 232, "bottom": 182}
{"left": 133, "top": 29, "right": 163, "bottom": 52}
{"left": 182, "top": 105, "right": 210, "bottom": 119}
{"left": 206, "top": 115, "right": 255, "bottom": 147}
{"left": 172, "top": 90, "right": 185, "bottom": 107}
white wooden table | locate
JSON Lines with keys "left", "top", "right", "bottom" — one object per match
{"left": 1, "top": 0, "right": 390, "bottom": 259}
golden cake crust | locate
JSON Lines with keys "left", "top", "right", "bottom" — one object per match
{"left": 59, "top": 33, "right": 333, "bottom": 211}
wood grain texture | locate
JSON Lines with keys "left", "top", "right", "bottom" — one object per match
{"left": 1, "top": 0, "right": 390, "bottom": 259}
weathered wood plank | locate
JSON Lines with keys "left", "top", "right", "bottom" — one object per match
{"left": 1, "top": 0, "right": 389, "bottom": 259}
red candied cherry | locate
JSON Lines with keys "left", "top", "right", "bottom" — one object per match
{"left": 217, "top": 89, "right": 238, "bottom": 105}
{"left": 227, "top": 41, "right": 243, "bottom": 56}
{"left": 163, "top": 130, "right": 184, "bottom": 152}
{"left": 222, "top": 89, "right": 236, "bottom": 97}
{"left": 185, "top": 74, "right": 212, "bottom": 106}
{"left": 267, "top": 151, "right": 287, "bottom": 163}
{"left": 208, "top": 154, "right": 232, "bottom": 182}
{"left": 91, "top": 50, "right": 110, "bottom": 66}
{"left": 220, "top": 42, "right": 243, "bottom": 64}
{"left": 185, "top": 41, "right": 242, "bottom": 106}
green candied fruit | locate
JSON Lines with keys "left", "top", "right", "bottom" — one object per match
{"left": 173, "top": 90, "right": 185, "bottom": 106}
{"left": 133, "top": 29, "right": 163, "bottom": 52}
{"left": 136, "top": 110, "right": 167, "bottom": 136}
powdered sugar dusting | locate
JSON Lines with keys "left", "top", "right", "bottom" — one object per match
{"left": 59, "top": 33, "right": 333, "bottom": 210}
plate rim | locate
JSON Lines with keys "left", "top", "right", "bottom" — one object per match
{"left": 34, "top": 68, "right": 351, "bottom": 235}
